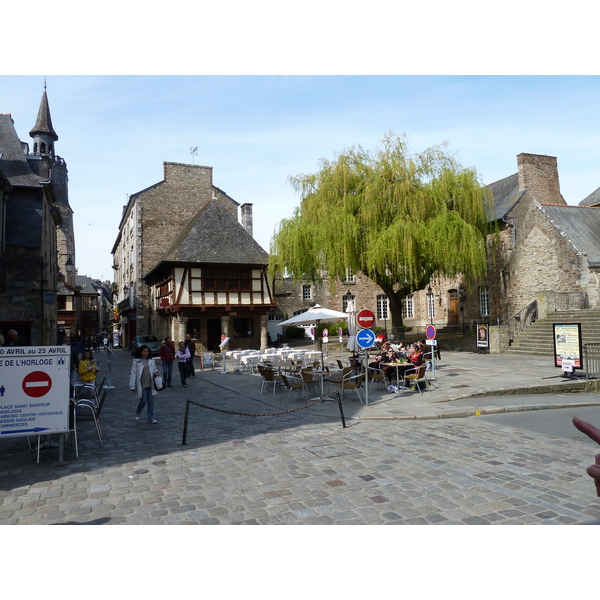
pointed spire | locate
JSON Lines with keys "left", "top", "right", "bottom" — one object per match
{"left": 29, "top": 85, "right": 58, "bottom": 142}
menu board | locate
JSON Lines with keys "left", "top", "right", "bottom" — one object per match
{"left": 553, "top": 323, "right": 583, "bottom": 370}
{"left": 200, "top": 353, "right": 214, "bottom": 370}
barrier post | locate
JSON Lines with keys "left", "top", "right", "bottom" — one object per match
{"left": 182, "top": 399, "right": 190, "bottom": 445}
{"left": 335, "top": 392, "right": 347, "bottom": 428}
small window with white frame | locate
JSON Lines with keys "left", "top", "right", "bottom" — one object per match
{"left": 377, "top": 295, "right": 389, "bottom": 320}
{"left": 302, "top": 284, "right": 312, "bottom": 301}
{"left": 342, "top": 293, "right": 354, "bottom": 312}
{"left": 402, "top": 295, "right": 414, "bottom": 319}
{"left": 343, "top": 268, "right": 355, "bottom": 283}
{"left": 480, "top": 286, "right": 490, "bottom": 317}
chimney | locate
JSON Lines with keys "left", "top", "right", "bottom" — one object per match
{"left": 241, "top": 203, "right": 253, "bottom": 237}
{"left": 517, "top": 153, "right": 565, "bottom": 205}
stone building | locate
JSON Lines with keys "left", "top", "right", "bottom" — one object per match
{"left": 0, "top": 88, "right": 77, "bottom": 345}
{"left": 144, "top": 198, "right": 275, "bottom": 351}
{"left": 112, "top": 161, "right": 275, "bottom": 351}
{"left": 481, "top": 153, "right": 600, "bottom": 319}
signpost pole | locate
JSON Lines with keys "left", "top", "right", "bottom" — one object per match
{"left": 365, "top": 348, "right": 369, "bottom": 406}
{"left": 426, "top": 325, "right": 437, "bottom": 381}
{"left": 356, "top": 326, "right": 376, "bottom": 407}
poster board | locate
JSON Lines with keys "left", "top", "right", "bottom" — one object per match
{"left": 476, "top": 323, "right": 489, "bottom": 348}
{"left": 553, "top": 323, "right": 583, "bottom": 370}
{"left": 0, "top": 346, "right": 70, "bottom": 438}
{"left": 200, "top": 352, "right": 215, "bottom": 370}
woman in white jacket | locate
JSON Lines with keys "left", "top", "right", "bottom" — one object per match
{"left": 130, "top": 345, "right": 160, "bottom": 424}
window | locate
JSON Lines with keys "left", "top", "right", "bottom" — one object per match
{"left": 342, "top": 294, "right": 353, "bottom": 312}
{"left": 402, "top": 295, "right": 414, "bottom": 319}
{"left": 302, "top": 284, "right": 312, "bottom": 301}
{"left": 202, "top": 267, "right": 252, "bottom": 292}
{"left": 480, "top": 286, "right": 490, "bottom": 317}
{"left": 377, "top": 295, "right": 389, "bottom": 320}
{"left": 81, "top": 295, "right": 98, "bottom": 311}
{"left": 233, "top": 318, "right": 253, "bottom": 338}
{"left": 427, "top": 293, "right": 435, "bottom": 321}
{"left": 343, "top": 268, "right": 355, "bottom": 283}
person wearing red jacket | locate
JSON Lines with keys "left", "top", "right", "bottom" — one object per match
{"left": 159, "top": 336, "right": 175, "bottom": 387}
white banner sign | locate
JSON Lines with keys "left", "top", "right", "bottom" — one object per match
{"left": 0, "top": 346, "right": 70, "bottom": 438}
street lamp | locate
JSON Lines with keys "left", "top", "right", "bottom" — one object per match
{"left": 63, "top": 256, "right": 74, "bottom": 275}
{"left": 426, "top": 285, "right": 434, "bottom": 325}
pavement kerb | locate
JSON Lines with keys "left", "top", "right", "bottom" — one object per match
{"left": 432, "top": 380, "right": 592, "bottom": 403}
{"left": 341, "top": 399, "right": 600, "bottom": 421}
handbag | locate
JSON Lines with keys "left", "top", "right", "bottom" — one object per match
{"left": 154, "top": 374, "right": 165, "bottom": 391}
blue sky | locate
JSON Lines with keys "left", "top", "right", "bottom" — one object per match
{"left": 2, "top": 7, "right": 600, "bottom": 283}
{"left": 2, "top": 75, "right": 600, "bottom": 281}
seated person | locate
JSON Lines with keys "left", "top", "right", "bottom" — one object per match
{"left": 368, "top": 351, "right": 385, "bottom": 374}
{"left": 396, "top": 343, "right": 425, "bottom": 381}
{"left": 381, "top": 347, "right": 400, "bottom": 383}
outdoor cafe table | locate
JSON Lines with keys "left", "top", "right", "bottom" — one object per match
{"left": 271, "top": 361, "right": 297, "bottom": 375}
{"left": 240, "top": 354, "right": 261, "bottom": 372}
{"left": 381, "top": 361, "right": 410, "bottom": 388}
{"left": 308, "top": 370, "right": 330, "bottom": 399}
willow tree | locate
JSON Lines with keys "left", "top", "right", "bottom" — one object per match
{"left": 269, "top": 133, "right": 492, "bottom": 331}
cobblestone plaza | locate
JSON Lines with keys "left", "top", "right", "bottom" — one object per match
{"left": 1, "top": 348, "right": 599, "bottom": 525}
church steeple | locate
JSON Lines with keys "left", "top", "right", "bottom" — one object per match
{"left": 29, "top": 81, "right": 58, "bottom": 157}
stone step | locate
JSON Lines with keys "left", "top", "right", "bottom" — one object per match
{"left": 506, "top": 309, "right": 600, "bottom": 356}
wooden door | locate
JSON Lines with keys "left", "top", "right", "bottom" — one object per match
{"left": 448, "top": 290, "right": 459, "bottom": 324}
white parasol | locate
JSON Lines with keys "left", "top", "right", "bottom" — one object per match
{"left": 279, "top": 304, "right": 348, "bottom": 368}
{"left": 346, "top": 298, "right": 359, "bottom": 353}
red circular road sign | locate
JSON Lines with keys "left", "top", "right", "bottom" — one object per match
{"left": 22, "top": 371, "right": 53, "bottom": 398}
{"left": 356, "top": 308, "right": 376, "bottom": 329}
{"left": 426, "top": 325, "right": 437, "bottom": 340}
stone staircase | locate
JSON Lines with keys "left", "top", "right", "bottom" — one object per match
{"left": 506, "top": 309, "right": 600, "bottom": 357}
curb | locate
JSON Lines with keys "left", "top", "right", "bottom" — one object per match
{"left": 349, "top": 399, "right": 600, "bottom": 421}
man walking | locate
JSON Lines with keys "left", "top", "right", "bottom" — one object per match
{"left": 159, "top": 336, "right": 175, "bottom": 387}
{"left": 184, "top": 333, "right": 196, "bottom": 378}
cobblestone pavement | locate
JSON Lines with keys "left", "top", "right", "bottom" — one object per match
{"left": 1, "top": 348, "right": 599, "bottom": 524}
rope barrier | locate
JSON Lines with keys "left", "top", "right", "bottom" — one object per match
{"left": 182, "top": 390, "right": 346, "bottom": 444}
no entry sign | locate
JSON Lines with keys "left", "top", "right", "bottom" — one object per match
{"left": 22, "top": 371, "right": 53, "bottom": 398}
{"left": 357, "top": 308, "right": 376, "bottom": 329}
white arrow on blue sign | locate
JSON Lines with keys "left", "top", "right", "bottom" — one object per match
{"left": 356, "top": 328, "right": 376, "bottom": 349}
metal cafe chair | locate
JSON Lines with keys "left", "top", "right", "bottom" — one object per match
{"left": 280, "top": 374, "right": 308, "bottom": 403}
{"left": 403, "top": 364, "right": 429, "bottom": 394}
{"left": 259, "top": 367, "right": 281, "bottom": 395}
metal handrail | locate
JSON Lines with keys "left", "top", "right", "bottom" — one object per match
{"left": 584, "top": 343, "right": 600, "bottom": 380}
{"left": 501, "top": 299, "right": 538, "bottom": 344}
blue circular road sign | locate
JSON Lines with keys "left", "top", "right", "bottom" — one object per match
{"left": 356, "top": 328, "right": 376, "bottom": 349}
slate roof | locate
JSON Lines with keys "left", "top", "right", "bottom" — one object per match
{"left": 539, "top": 204, "right": 600, "bottom": 267}
{"left": 0, "top": 114, "right": 45, "bottom": 187}
{"left": 486, "top": 173, "right": 524, "bottom": 221}
{"left": 144, "top": 198, "right": 269, "bottom": 280}
{"left": 579, "top": 186, "right": 600, "bottom": 207}
{"left": 29, "top": 90, "right": 58, "bottom": 141}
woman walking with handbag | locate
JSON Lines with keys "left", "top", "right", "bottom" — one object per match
{"left": 176, "top": 341, "right": 191, "bottom": 388}
{"left": 130, "top": 345, "right": 161, "bottom": 424}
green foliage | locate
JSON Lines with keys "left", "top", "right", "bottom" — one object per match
{"left": 269, "top": 133, "right": 492, "bottom": 329}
